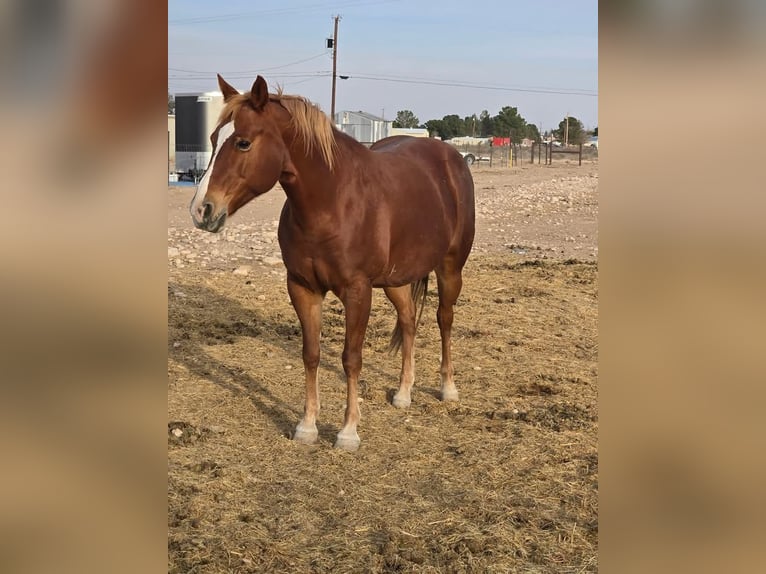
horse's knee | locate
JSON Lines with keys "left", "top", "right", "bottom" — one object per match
{"left": 437, "top": 306, "right": 454, "bottom": 329}
{"left": 397, "top": 317, "right": 415, "bottom": 337}
{"left": 303, "top": 349, "right": 320, "bottom": 371}
{"left": 342, "top": 349, "right": 362, "bottom": 376}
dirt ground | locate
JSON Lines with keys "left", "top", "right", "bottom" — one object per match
{"left": 168, "top": 159, "right": 598, "bottom": 573}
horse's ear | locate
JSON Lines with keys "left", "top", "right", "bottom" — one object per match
{"left": 250, "top": 75, "right": 269, "bottom": 110}
{"left": 217, "top": 74, "right": 239, "bottom": 102}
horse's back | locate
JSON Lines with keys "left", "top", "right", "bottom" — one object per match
{"left": 371, "top": 135, "right": 462, "bottom": 166}
{"left": 370, "top": 136, "right": 473, "bottom": 198}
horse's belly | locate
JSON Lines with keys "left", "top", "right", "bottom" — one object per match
{"left": 370, "top": 246, "right": 447, "bottom": 287}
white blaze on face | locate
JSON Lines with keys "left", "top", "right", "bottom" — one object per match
{"left": 190, "top": 121, "right": 235, "bottom": 222}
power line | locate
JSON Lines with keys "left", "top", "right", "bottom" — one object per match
{"left": 284, "top": 76, "right": 327, "bottom": 87}
{"left": 169, "top": 0, "right": 401, "bottom": 25}
{"left": 168, "top": 69, "right": 596, "bottom": 98}
{"left": 343, "top": 72, "right": 597, "bottom": 95}
{"left": 168, "top": 53, "right": 329, "bottom": 76}
{"left": 168, "top": 68, "right": 595, "bottom": 97}
{"left": 168, "top": 71, "right": 332, "bottom": 81}
{"left": 340, "top": 74, "right": 598, "bottom": 97}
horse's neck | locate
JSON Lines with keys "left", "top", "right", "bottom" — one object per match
{"left": 278, "top": 132, "right": 364, "bottom": 230}
{"left": 279, "top": 129, "right": 354, "bottom": 197}
{"left": 278, "top": 140, "right": 335, "bottom": 225}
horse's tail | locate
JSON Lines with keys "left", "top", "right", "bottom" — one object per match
{"left": 387, "top": 275, "right": 429, "bottom": 355}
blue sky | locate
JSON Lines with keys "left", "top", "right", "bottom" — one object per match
{"left": 168, "top": 0, "right": 598, "bottom": 131}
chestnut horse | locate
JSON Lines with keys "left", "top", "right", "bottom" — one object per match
{"left": 190, "top": 75, "right": 475, "bottom": 451}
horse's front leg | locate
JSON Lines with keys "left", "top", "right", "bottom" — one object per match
{"left": 335, "top": 279, "right": 373, "bottom": 451}
{"left": 287, "top": 276, "right": 324, "bottom": 444}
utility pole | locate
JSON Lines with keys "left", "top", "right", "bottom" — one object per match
{"left": 330, "top": 15, "right": 341, "bottom": 120}
{"left": 565, "top": 113, "right": 569, "bottom": 146}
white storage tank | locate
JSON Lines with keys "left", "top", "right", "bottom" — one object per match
{"left": 174, "top": 92, "right": 224, "bottom": 174}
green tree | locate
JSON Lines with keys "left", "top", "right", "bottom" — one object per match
{"left": 593, "top": 126, "right": 598, "bottom": 136}
{"left": 525, "top": 124, "right": 541, "bottom": 142}
{"left": 479, "top": 110, "right": 493, "bottom": 137}
{"left": 553, "top": 116, "right": 586, "bottom": 145}
{"left": 492, "top": 106, "right": 527, "bottom": 142}
{"left": 463, "top": 114, "right": 479, "bottom": 137}
{"left": 440, "top": 114, "right": 466, "bottom": 140}
{"left": 393, "top": 109, "right": 419, "bottom": 128}
{"left": 422, "top": 119, "right": 445, "bottom": 139}
{"left": 421, "top": 107, "right": 542, "bottom": 140}
{"left": 168, "top": 93, "right": 175, "bottom": 114}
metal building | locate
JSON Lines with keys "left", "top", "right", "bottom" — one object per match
{"left": 334, "top": 110, "right": 391, "bottom": 145}
{"left": 174, "top": 92, "right": 224, "bottom": 173}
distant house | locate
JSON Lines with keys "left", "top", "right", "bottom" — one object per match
{"left": 389, "top": 127, "right": 429, "bottom": 138}
{"left": 447, "top": 136, "right": 491, "bottom": 146}
{"left": 335, "top": 110, "right": 392, "bottom": 144}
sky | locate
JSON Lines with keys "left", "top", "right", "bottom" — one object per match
{"left": 168, "top": 0, "right": 598, "bottom": 132}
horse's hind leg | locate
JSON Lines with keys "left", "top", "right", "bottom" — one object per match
{"left": 435, "top": 260, "right": 464, "bottom": 402}
{"left": 384, "top": 285, "right": 416, "bottom": 408}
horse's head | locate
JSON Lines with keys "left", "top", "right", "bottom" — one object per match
{"left": 190, "top": 75, "right": 290, "bottom": 232}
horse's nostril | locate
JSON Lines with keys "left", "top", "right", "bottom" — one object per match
{"left": 202, "top": 202, "right": 213, "bottom": 220}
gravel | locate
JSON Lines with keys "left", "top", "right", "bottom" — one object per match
{"left": 167, "top": 163, "right": 598, "bottom": 273}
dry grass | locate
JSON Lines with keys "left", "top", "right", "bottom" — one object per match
{"left": 168, "top": 254, "right": 597, "bottom": 573}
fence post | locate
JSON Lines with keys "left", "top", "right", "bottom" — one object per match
{"left": 578, "top": 143, "right": 582, "bottom": 166}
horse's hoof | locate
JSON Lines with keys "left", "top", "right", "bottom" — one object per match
{"left": 334, "top": 433, "right": 361, "bottom": 452}
{"left": 392, "top": 393, "right": 411, "bottom": 409}
{"left": 292, "top": 425, "right": 318, "bottom": 445}
{"left": 441, "top": 388, "right": 459, "bottom": 402}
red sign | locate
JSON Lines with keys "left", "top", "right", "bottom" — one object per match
{"left": 491, "top": 137, "right": 511, "bottom": 146}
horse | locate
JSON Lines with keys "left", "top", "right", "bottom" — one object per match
{"left": 190, "top": 74, "right": 475, "bottom": 451}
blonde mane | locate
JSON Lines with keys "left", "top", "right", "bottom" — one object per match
{"left": 218, "top": 88, "right": 337, "bottom": 170}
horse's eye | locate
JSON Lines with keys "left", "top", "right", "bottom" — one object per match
{"left": 236, "top": 140, "right": 251, "bottom": 151}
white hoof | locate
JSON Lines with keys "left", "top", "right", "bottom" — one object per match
{"left": 392, "top": 392, "right": 411, "bottom": 409}
{"left": 441, "top": 388, "right": 459, "bottom": 402}
{"left": 293, "top": 423, "right": 318, "bottom": 445}
{"left": 334, "top": 431, "right": 361, "bottom": 452}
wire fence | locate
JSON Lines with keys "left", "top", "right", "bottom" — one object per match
{"left": 168, "top": 140, "right": 598, "bottom": 179}
{"left": 450, "top": 141, "right": 598, "bottom": 169}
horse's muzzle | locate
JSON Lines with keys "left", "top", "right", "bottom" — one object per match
{"left": 193, "top": 206, "right": 227, "bottom": 233}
